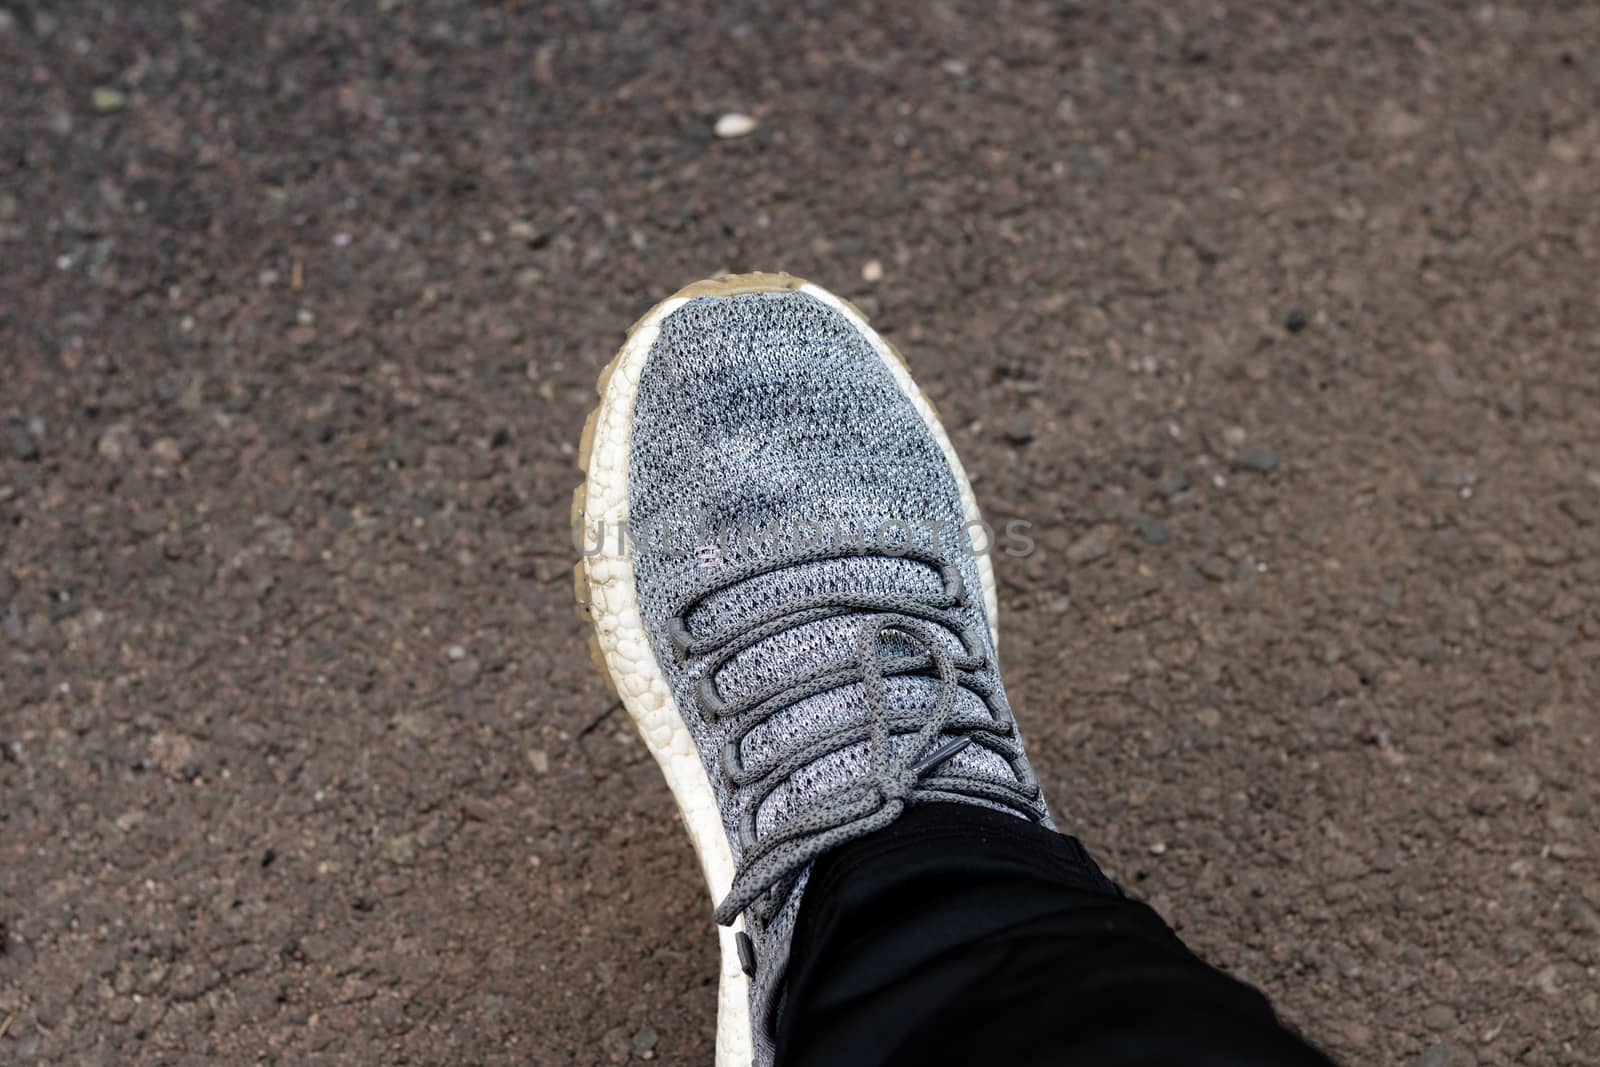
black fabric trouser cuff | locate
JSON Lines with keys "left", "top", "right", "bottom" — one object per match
{"left": 776, "top": 801, "right": 1338, "bottom": 1067}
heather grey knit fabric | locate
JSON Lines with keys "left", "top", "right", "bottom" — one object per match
{"left": 627, "top": 290, "right": 1051, "bottom": 1065}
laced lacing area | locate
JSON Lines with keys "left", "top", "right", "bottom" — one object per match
{"left": 664, "top": 546, "right": 1045, "bottom": 929}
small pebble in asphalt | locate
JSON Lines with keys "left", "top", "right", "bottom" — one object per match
{"left": 1566, "top": 897, "right": 1600, "bottom": 936}
{"left": 97, "top": 424, "right": 136, "bottom": 462}
{"left": 92, "top": 87, "right": 127, "bottom": 113}
{"left": 1157, "top": 467, "right": 1192, "bottom": 497}
{"left": 1420, "top": 1004, "right": 1456, "bottom": 1032}
{"left": 861, "top": 258, "right": 884, "bottom": 283}
{"left": 1514, "top": 772, "right": 1542, "bottom": 803}
{"left": 1066, "top": 528, "right": 1110, "bottom": 565}
{"left": 632, "top": 1027, "right": 659, "bottom": 1058}
{"left": 149, "top": 437, "right": 183, "bottom": 466}
{"left": 714, "top": 112, "right": 758, "bottom": 139}
{"left": 1042, "top": 593, "right": 1072, "bottom": 616}
{"left": 1417, "top": 1042, "right": 1456, "bottom": 1067}
{"left": 1003, "top": 418, "right": 1034, "bottom": 446}
{"left": 384, "top": 834, "right": 418, "bottom": 867}
{"left": 1499, "top": 381, "right": 1524, "bottom": 418}
{"left": 1135, "top": 517, "right": 1171, "bottom": 545}
{"left": 1133, "top": 453, "right": 1163, "bottom": 478}
{"left": 5, "top": 419, "right": 38, "bottom": 461}
{"left": 1284, "top": 306, "right": 1309, "bottom": 333}
{"left": 1232, "top": 446, "right": 1279, "bottom": 474}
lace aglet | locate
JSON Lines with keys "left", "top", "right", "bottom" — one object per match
{"left": 912, "top": 735, "right": 973, "bottom": 777}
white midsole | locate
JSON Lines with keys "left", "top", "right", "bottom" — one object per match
{"left": 579, "top": 280, "right": 999, "bottom": 1066}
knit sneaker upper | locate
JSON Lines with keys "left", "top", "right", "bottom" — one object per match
{"left": 624, "top": 289, "right": 1050, "bottom": 1057}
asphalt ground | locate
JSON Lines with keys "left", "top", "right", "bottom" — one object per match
{"left": 3, "top": 3, "right": 1598, "bottom": 1064}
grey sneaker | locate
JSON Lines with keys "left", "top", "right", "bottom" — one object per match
{"left": 573, "top": 273, "right": 1051, "bottom": 1066}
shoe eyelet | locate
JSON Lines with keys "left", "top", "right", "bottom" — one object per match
{"left": 667, "top": 615, "right": 694, "bottom": 662}
{"left": 959, "top": 624, "right": 990, "bottom": 667}
{"left": 941, "top": 564, "right": 967, "bottom": 606}
{"left": 722, "top": 737, "right": 744, "bottom": 782}
{"left": 735, "top": 931, "right": 757, "bottom": 977}
{"left": 698, "top": 672, "right": 727, "bottom": 721}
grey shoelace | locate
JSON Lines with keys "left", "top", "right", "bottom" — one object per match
{"left": 665, "top": 547, "right": 1042, "bottom": 928}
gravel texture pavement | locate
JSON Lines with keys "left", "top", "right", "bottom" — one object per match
{"left": 3, "top": 3, "right": 1599, "bottom": 1064}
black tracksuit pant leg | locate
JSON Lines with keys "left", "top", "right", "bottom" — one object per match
{"left": 774, "top": 803, "right": 1338, "bottom": 1067}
